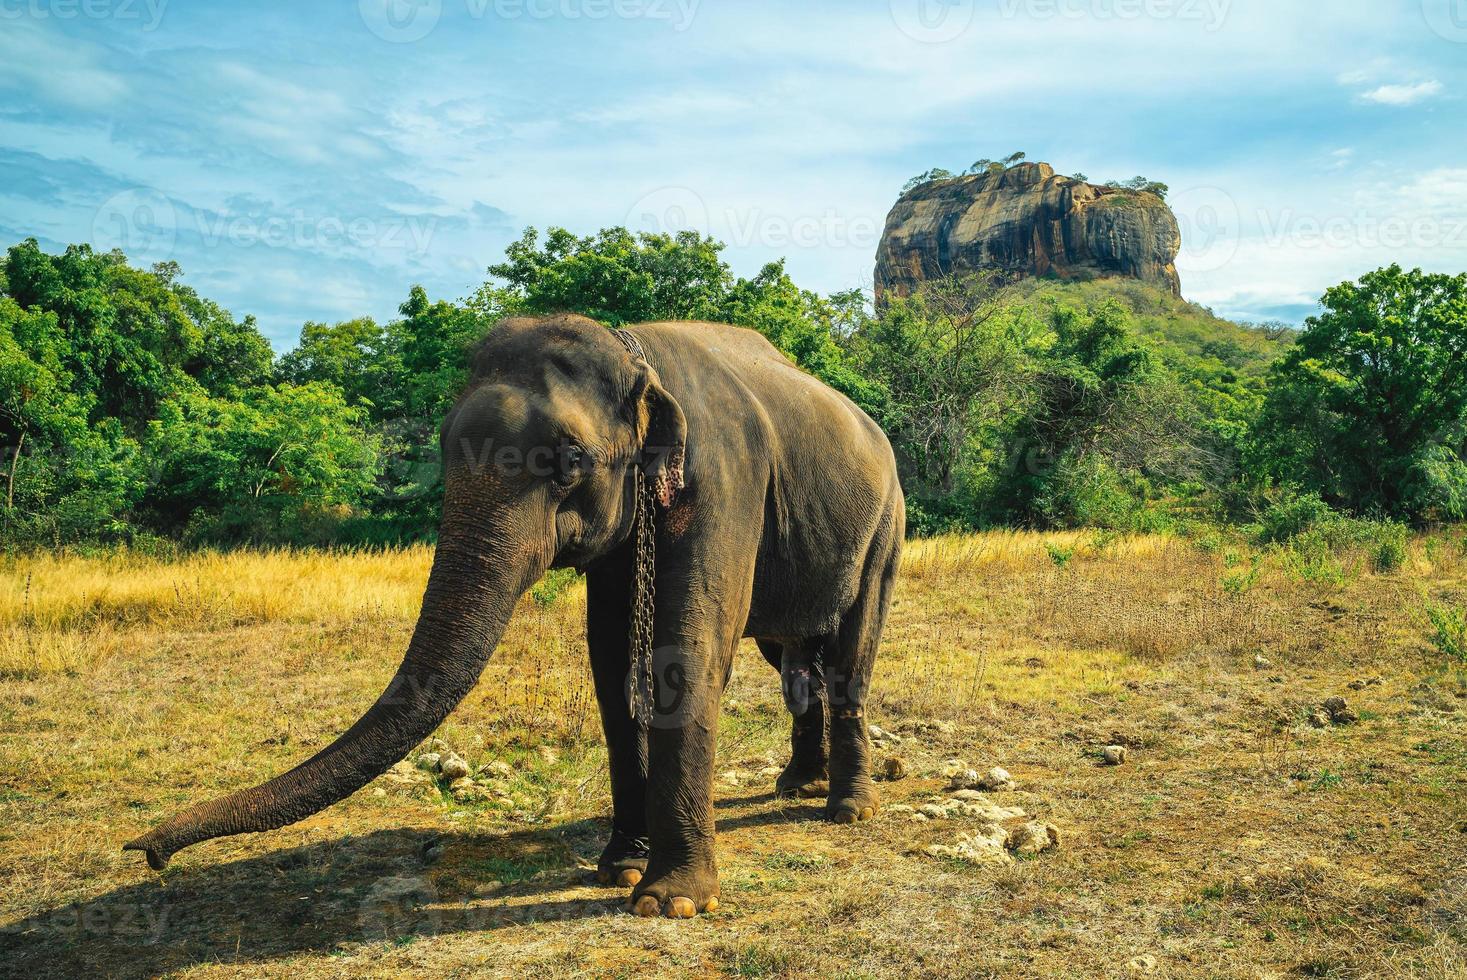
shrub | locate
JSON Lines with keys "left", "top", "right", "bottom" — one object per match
{"left": 1425, "top": 602, "right": 1467, "bottom": 662}
{"left": 1368, "top": 523, "right": 1408, "bottom": 574}
{"left": 1257, "top": 489, "right": 1336, "bottom": 544}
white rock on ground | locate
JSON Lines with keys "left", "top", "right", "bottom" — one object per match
{"left": 439, "top": 753, "right": 471, "bottom": 781}
{"left": 415, "top": 752, "right": 441, "bottom": 772}
{"left": 1101, "top": 745, "right": 1128, "bottom": 765}
{"left": 1007, "top": 820, "right": 1060, "bottom": 856}
{"left": 978, "top": 767, "right": 1014, "bottom": 790}
{"left": 925, "top": 824, "right": 1012, "bottom": 865}
{"left": 946, "top": 765, "right": 1014, "bottom": 791}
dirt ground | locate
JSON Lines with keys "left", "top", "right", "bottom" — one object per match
{"left": 1, "top": 533, "right": 1464, "bottom": 978}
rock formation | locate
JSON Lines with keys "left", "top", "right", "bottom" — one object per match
{"left": 874, "top": 161, "right": 1181, "bottom": 301}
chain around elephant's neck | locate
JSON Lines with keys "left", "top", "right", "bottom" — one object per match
{"left": 617, "top": 327, "right": 657, "bottom": 727}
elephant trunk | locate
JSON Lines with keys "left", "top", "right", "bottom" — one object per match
{"left": 124, "top": 511, "right": 545, "bottom": 871}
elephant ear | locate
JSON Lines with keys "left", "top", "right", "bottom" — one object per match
{"left": 633, "top": 365, "right": 687, "bottom": 508}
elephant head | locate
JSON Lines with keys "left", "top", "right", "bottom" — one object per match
{"left": 124, "top": 314, "right": 686, "bottom": 870}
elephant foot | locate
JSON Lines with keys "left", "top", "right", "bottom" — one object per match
{"left": 627, "top": 865, "right": 720, "bottom": 919}
{"left": 595, "top": 827, "right": 649, "bottom": 889}
{"left": 774, "top": 760, "right": 829, "bottom": 800}
{"left": 827, "top": 785, "right": 880, "bottom": 824}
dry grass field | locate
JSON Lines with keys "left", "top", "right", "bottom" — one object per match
{"left": 1, "top": 531, "right": 1465, "bottom": 978}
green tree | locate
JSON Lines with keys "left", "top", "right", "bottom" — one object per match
{"left": 485, "top": 227, "right": 730, "bottom": 326}
{"left": 144, "top": 382, "right": 381, "bottom": 541}
{"left": 1253, "top": 265, "right": 1467, "bottom": 521}
{"left": 276, "top": 317, "right": 402, "bottom": 420}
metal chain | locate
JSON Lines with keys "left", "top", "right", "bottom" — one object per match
{"left": 612, "top": 327, "right": 658, "bottom": 727}
{"left": 628, "top": 464, "right": 657, "bottom": 726}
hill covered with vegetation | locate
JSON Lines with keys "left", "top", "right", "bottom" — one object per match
{"left": 1, "top": 230, "right": 1463, "bottom": 549}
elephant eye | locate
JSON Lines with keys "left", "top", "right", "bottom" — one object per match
{"left": 556, "top": 444, "right": 591, "bottom": 486}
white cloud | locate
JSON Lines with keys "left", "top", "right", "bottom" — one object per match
{"left": 1358, "top": 80, "right": 1443, "bottom": 106}
{"left": 0, "top": 22, "right": 127, "bottom": 108}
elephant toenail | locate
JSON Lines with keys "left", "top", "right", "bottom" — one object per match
{"left": 702, "top": 896, "right": 719, "bottom": 913}
{"left": 666, "top": 897, "right": 697, "bottom": 918}
{"left": 617, "top": 868, "right": 642, "bottom": 887}
{"left": 631, "top": 895, "right": 661, "bottom": 917}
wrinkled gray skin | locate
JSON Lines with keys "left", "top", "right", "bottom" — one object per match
{"left": 125, "top": 315, "right": 904, "bottom": 919}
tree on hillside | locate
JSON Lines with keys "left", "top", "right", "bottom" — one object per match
{"left": 1253, "top": 264, "right": 1467, "bottom": 521}
{"left": 853, "top": 272, "right": 1027, "bottom": 495}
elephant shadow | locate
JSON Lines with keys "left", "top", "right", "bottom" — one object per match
{"left": 0, "top": 821, "right": 620, "bottom": 980}
{"left": 2, "top": 799, "right": 833, "bottom": 978}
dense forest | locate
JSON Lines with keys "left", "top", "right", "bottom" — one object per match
{"left": 2, "top": 230, "right": 1465, "bottom": 550}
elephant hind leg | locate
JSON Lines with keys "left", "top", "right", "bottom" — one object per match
{"left": 757, "top": 637, "right": 830, "bottom": 800}
{"left": 825, "top": 512, "right": 902, "bottom": 824}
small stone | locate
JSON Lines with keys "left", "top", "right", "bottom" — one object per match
{"left": 947, "top": 768, "right": 981, "bottom": 790}
{"left": 1253, "top": 654, "right": 1272, "bottom": 670}
{"left": 918, "top": 803, "right": 950, "bottom": 819}
{"left": 870, "top": 724, "right": 903, "bottom": 746}
{"left": 882, "top": 757, "right": 909, "bottom": 781}
{"left": 371, "top": 787, "right": 387, "bottom": 797}
{"left": 1126, "top": 954, "right": 1159, "bottom": 974}
{"left": 423, "top": 844, "right": 445, "bottom": 863}
{"left": 977, "top": 767, "right": 1014, "bottom": 791}
{"left": 720, "top": 770, "right": 742, "bottom": 785}
{"left": 1348, "top": 679, "right": 1367, "bottom": 691}
{"left": 478, "top": 760, "right": 514, "bottom": 780}
{"left": 1307, "top": 709, "right": 1331, "bottom": 729}
{"left": 957, "top": 801, "right": 1025, "bottom": 822}
{"left": 1323, "top": 697, "right": 1358, "bottom": 725}
{"left": 1101, "top": 745, "right": 1128, "bottom": 766}
{"left": 415, "top": 752, "right": 441, "bottom": 772}
{"left": 439, "top": 753, "right": 471, "bottom": 781}
{"left": 926, "top": 824, "right": 1013, "bottom": 865}
{"left": 1007, "top": 820, "right": 1060, "bottom": 856}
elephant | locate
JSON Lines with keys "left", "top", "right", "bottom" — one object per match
{"left": 125, "top": 313, "right": 905, "bottom": 919}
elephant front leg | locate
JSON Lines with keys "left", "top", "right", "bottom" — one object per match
{"left": 587, "top": 564, "right": 650, "bottom": 888}
{"left": 628, "top": 643, "right": 724, "bottom": 918}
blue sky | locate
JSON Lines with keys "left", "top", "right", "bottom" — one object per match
{"left": 2, "top": 0, "right": 1465, "bottom": 349}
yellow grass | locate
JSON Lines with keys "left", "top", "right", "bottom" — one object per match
{"left": 1, "top": 532, "right": 1465, "bottom": 978}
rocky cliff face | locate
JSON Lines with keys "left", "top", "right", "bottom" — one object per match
{"left": 874, "top": 162, "right": 1181, "bottom": 301}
